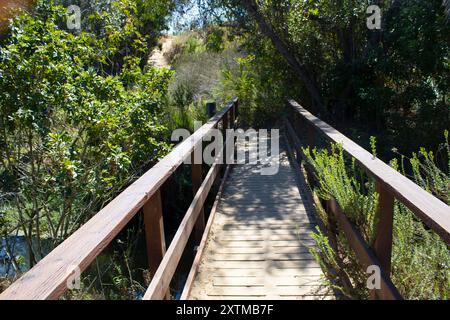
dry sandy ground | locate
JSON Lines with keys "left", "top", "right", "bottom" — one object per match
{"left": 148, "top": 36, "right": 173, "bottom": 68}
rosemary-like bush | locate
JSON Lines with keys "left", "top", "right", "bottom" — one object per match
{"left": 303, "top": 132, "right": 450, "bottom": 300}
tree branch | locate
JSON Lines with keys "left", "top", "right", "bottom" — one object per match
{"left": 240, "top": 0, "right": 326, "bottom": 115}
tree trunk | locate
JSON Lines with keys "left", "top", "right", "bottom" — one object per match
{"left": 241, "top": 0, "right": 327, "bottom": 116}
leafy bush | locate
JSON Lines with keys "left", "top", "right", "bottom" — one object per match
{"left": 205, "top": 26, "right": 225, "bottom": 53}
{"left": 408, "top": 130, "right": 450, "bottom": 203}
{"left": 164, "top": 32, "right": 206, "bottom": 64}
{"left": 217, "top": 55, "right": 257, "bottom": 125}
{"left": 0, "top": 1, "right": 172, "bottom": 269}
{"left": 185, "top": 35, "right": 203, "bottom": 54}
{"left": 303, "top": 137, "right": 450, "bottom": 300}
{"left": 165, "top": 31, "right": 241, "bottom": 130}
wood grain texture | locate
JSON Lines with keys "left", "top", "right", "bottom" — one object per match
{"left": 327, "top": 199, "right": 402, "bottom": 300}
{"left": 187, "top": 136, "right": 331, "bottom": 300}
{"left": 0, "top": 98, "right": 237, "bottom": 300}
{"left": 143, "top": 159, "right": 222, "bottom": 300}
{"left": 373, "top": 180, "right": 394, "bottom": 275}
{"left": 143, "top": 190, "right": 166, "bottom": 276}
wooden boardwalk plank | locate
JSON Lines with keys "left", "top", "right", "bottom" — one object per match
{"left": 185, "top": 136, "right": 330, "bottom": 300}
{"left": 196, "top": 267, "right": 324, "bottom": 277}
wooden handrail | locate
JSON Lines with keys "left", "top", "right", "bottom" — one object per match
{"left": 286, "top": 99, "right": 450, "bottom": 300}
{"left": 287, "top": 99, "right": 450, "bottom": 244}
{"left": 143, "top": 150, "right": 223, "bottom": 300}
{"left": 0, "top": 97, "right": 238, "bottom": 300}
{"left": 144, "top": 100, "right": 240, "bottom": 300}
{"left": 285, "top": 119, "right": 401, "bottom": 299}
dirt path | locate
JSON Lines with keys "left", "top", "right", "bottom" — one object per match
{"left": 148, "top": 36, "right": 173, "bottom": 68}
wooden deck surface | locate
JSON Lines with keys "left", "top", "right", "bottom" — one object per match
{"left": 186, "top": 135, "right": 331, "bottom": 300}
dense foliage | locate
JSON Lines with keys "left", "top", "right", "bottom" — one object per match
{"left": 203, "top": 0, "right": 450, "bottom": 157}
{"left": 0, "top": 1, "right": 176, "bottom": 270}
{"left": 304, "top": 134, "right": 450, "bottom": 299}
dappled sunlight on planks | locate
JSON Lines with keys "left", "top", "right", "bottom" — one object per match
{"left": 186, "top": 136, "right": 331, "bottom": 300}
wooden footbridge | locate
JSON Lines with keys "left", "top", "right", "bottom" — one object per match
{"left": 1, "top": 98, "right": 449, "bottom": 300}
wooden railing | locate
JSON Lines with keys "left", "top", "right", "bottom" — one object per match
{"left": 0, "top": 97, "right": 239, "bottom": 300}
{"left": 285, "top": 99, "right": 450, "bottom": 300}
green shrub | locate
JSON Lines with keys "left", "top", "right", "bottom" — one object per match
{"left": 185, "top": 36, "right": 203, "bottom": 54}
{"left": 205, "top": 27, "right": 225, "bottom": 53}
{"left": 0, "top": 1, "right": 172, "bottom": 267}
{"left": 303, "top": 138, "right": 450, "bottom": 300}
{"left": 408, "top": 130, "right": 450, "bottom": 203}
{"left": 217, "top": 55, "right": 258, "bottom": 126}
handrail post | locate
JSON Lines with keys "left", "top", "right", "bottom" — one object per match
{"left": 293, "top": 113, "right": 302, "bottom": 164}
{"left": 223, "top": 111, "right": 229, "bottom": 131}
{"left": 231, "top": 103, "right": 236, "bottom": 128}
{"left": 144, "top": 189, "right": 166, "bottom": 273}
{"left": 295, "top": 144, "right": 301, "bottom": 165}
{"left": 307, "top": 123, "right": 316, "bottom": 147}
{"left": 294, "top": 110, "right": 300, "bottom": 133}
{"left": 222, "top": 109, "right": 229, "bottom": 136}
{"left": 235, "top": 99, "right": 239, "bottom": 125}
{"left": 192, "top": 149, "right": 205, "bottom": 244}
{"left": 371, "top": 180, "right": 395, "bottom": 299}
{"left": 143, "top": 189, "right": 170, "bottom": 299}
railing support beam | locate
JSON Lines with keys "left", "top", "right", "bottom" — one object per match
{"left": 374, "top": 181, "right": 395, "bottom": 273}
{"left": 192, "top": 152, "right": 205, "bottom": 244}
{"left": 143, "top": 189, "right": 166, "bottom": 276}
{"left": 307, "top": 124, "right": 316, "bottom": 147}
{"left": 372, "top": 180, "right": 395, "bottom": 299}
{"left": 223, "top": 110, "right": 229, "bottom": 133}
{"left": 231, "top": 104, "right": 236, "bottom": 128}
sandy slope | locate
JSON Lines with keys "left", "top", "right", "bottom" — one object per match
{"left": 148, "top": 36, "right": 173, "bottom": 68}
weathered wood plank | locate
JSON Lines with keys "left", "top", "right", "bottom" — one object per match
{"left": 212, "top": 276, "right": 321, "bottom": 287}
{"left": 197, "top": 267, "right": 323, "bottom": 277}
{"left": 206, "top": 285, "right": 326, "bottom": 296}
{"left": 210, "top": 252, "right": 315, "bottom": 262}
{"left": 217, "top": 234, "right": 315, "bottom": 241}
{"left": 210, "top": 246, "right": 312, "bottom": 255}
{"left": 220, "top": 228, "right": 315, "bottom": 235}
{"left": 143, "top": 160, "right": 222, "bottom": 300}
{"left": 186, "top": 138, "right": 327, "bottom": 300}
{"left": 205, "top": 260, "right": 319, "bottom": 269}
{"left": 143, "top": 190, "right": 166, "bottom": 276}
{"left": 220, "top": 217, "right": 315, "bottom": 225}
{"left": 213, "top": 239, "right": 317, "bottom": 247}
{"left": 221, "top": 223, "right": 316, "bottom": 230}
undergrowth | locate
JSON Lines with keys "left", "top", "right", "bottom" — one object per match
{"left": 304, "top": 132, "right": 450, "bottom": 300}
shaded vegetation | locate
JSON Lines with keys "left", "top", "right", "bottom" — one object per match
{"left": 304, "top": 133, "right": 450, "bottom": 299}
{"left": 200, "top": 0, "right": 450, "bottom": 158}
